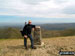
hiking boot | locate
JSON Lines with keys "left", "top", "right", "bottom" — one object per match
{"left": 31, "top": 46, "right": 37, "bottom": 49}
{"left": 25, "top": 47, "right": 28, "bottom": 50}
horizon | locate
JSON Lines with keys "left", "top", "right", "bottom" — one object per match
{"left": 0, "top": 21, "right": 75, "bottom": 26}
{"left": 0, "top": 15, "right": 75, "bottom": 24}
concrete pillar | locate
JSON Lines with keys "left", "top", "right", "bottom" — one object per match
{"left": 33, "top": 26, "right": 42, "bottom": 45}
{"left": 32, "top": 26, "right": 44, "bottom": 47}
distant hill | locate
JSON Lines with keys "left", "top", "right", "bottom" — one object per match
{"left": 0, "top": 24, "right": 75, "bottom": 39}
{"left": 40, "top": 23, "right": 75, "bottom": 30}
{"left": 0, "top": 23, "right": 75, "bottom": 30}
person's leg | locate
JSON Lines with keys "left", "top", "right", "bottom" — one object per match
{"left": 28, "top": 34, "right": 34, "bottom": 48}
{"left": 28, "top": 34, "right": 36, "bottom": 49}
{"left": 24, "top": 37, "right": 27, "bottom": 48}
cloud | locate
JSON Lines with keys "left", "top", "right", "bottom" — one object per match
{"left": 0, "top": 0, "right": 75, "bottom": 18}
{"left": 62, "top": 2, "right": 75, "bottom": 14}
{"left": 22, "top": 0, "right": 49, "bottom": 5}
{"left": 63, "top": 6, "right": 75, "bottom": 14}
{"left": 54, "top": 0, "right": 68, "bottom": 4}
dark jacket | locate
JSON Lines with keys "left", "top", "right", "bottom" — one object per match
{"left": 22, "top": 24, "right": 35, "bottom": 36}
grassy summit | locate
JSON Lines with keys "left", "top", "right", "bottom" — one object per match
{"left": 0, "top": 36, "right": 75, "bottom": 56}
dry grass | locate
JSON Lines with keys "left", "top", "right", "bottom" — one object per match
{"left": 0, "top": 36, "right": 75, "bottom": 56}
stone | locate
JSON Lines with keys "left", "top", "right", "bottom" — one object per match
{"left": 32, "top": 26, "right": 44, "bottom": 46}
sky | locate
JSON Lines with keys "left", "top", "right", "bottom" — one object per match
{"left": 0, "top": 0, "right": 75, "bottom": 24}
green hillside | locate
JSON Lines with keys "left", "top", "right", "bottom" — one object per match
{"left": 0, "top": 27, "right": 75, "bottom": 39}
{"left": 42, "top": 29, "right": 75, "bottom": 38}
{"left": 0, "top": 27, "right": 22, "bottom": 39}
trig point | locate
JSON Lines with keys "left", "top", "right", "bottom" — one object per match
{"left": 32, "top": 26, "right": 44, "bottom": 47}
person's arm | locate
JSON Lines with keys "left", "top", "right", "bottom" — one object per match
{"left": 32, "top": 25, "right": 35, "bottom": 31}
{"left": 23, "top": 25, "right": 27, "bottom": 38}
{"left": 32, "top": 25, "right": 35, "bottom": 28}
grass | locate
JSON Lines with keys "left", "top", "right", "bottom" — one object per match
{"left": 0, "top": 36, "right": 75, "bottom": 56}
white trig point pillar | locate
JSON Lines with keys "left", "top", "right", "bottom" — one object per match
{"left": 33, "top": 26, "right": 44, "bottom": 46}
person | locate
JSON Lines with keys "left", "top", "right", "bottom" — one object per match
{"left": 23, "top": 20, "right": 36, "bottom": 49}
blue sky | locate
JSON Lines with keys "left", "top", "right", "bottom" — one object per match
{"left": 0, "top": 0, "right": 75, "bottom": 24}
{"left": 0, "top": 15, "right": 75, "bottom": 24}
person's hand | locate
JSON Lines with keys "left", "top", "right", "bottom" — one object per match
{"left": 24, "top": 35, "right": 27, "bottom": 38}
{"left": 32, "top": 28, "right": 35, "bottom": 31}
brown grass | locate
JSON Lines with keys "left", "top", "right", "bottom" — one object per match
{"left": 0, "top": 36, "right": 75, "bottom": 56}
